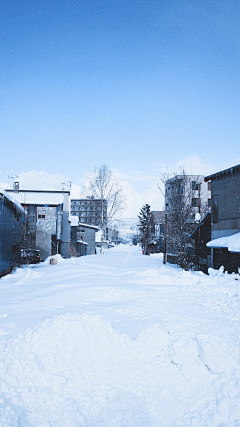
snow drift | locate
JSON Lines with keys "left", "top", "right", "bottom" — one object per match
{"left": 0, "top": 313, "right": 240, "bottom": 427}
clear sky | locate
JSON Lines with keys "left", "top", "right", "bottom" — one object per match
{"left": 1, "top": 0, "right": 240, "bottom": 216}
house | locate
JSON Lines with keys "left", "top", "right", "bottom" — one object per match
{"left": 6, "top": 187, "right": 70, "bottom": 260}
{"left": 0, "top": 188, "right": 27, "bottom": 277}
{"left": 70, "top": 216, "right": 98, "bottom": 256}
{"left": 204, "top": 164, "right": 240, "bottom": 272}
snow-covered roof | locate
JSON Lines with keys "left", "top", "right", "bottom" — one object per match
{"left": 77, "top": 240, "right": 88, "bottom": 245}
{"left": 69, "top": 216, "right": 79, "bottom": 226}
{"left": 207, "top": 232, "right": 240, "bottom": 253}
{"left": 0, "top": 187, "right": 26, "bottom": 214}
{"left": 69, "top": 217, "right": 99, "bottom": 230}
{"left": 78, "top": 222, "right": 99, "bottom": 230}
{"left": 205, "top": 164, "right": 240, "bottom": 182}
{"left": 5, "top": 190, "right": 66, "bottom": 206}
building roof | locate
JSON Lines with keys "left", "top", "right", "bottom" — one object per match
{"left": 69, "top": 216, "right": 79, "bottom": 226}
{"left": 70, "top": 219, "right": 98, "bottom": 230}
{"left": 166, "top": 174, "right": 204, "bottom": 184}
{"left": 206, "top": 231, "right": 240, "bottom": 253}
{"left": 5, "top": 189, "right": 68, "bottom": 206}
{"left": 0, "top": 187, "right": 26, "bottom": 214}
{"left": 204, "top": 164, "right": 240, "bottom": 182}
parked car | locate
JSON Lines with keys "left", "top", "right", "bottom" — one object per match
{"left": 21, "top": 249, "right": 41, "bottom": 264}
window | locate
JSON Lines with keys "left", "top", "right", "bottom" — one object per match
{"left": 208, "top": 198, "right": 211, "bottom": 208}
{"left": 192, "top": 181, "right": 200, "bottom": 191}
{"left": 212, "top": 195, "right": 218, "bottom": 222}
{"left": 38, "top": 214, "right": 46, "bottom": 219}
{"left": 191, "top": 198, "right": 199, "bottom": 207}
{"left": 208, "top": 182, "right": 211, "bottom": 191}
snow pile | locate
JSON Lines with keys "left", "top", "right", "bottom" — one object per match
{"left": 1, "top": 246, "right": 240, "bottom": 426}
{"left": 207, "top": 232, "right": 240, "bottom": 253}
{"left": 0, "top": 314, "right": 240, "bottom": 427}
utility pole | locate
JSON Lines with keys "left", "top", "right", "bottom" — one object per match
{"left": 198, "top": 182, "right": 201, "bottom": 271}
{"left": 163, "top": 213, "right": 167, "bottom": 264}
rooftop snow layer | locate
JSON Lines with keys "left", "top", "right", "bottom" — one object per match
{"left": 5, "top": 190, "right": 65, "bottom": 206}
{"left": 0, "top": 187, "right": 26, "bottom": 214}
{"left": 69, "top": 215, "right": 79, "bottom": 226}
{"left": 207, "top": 232, "right": 240, "bottom": 252}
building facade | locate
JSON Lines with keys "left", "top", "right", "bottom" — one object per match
{"left": 70, "top": 199, "right": 107, "bottom": 226}
{"left": 6, "top": 188, "right": 71, "bottom": 260}
{"left": 164, "top": 174, "right": 211, "bottom": 266}
{"left": 205, "top": 164, "right": 240, "bottom": 272}
{"left": 70, "top": 217, "right": 98, "bottom": 256}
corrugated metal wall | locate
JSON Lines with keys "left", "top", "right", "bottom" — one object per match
{"left": 0, "top": 196, "right": 26, "bottom": 277}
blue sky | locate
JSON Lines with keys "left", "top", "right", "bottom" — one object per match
{"left": 1, "top": 0, "right": 240, "bottom": 216}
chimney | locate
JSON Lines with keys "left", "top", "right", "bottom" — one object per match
{"left": 14, "top": 182, "right": 19, "bottom": 193}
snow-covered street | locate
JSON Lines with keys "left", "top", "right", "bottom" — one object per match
{"left": 0, "top": 245, "right": 240, "bottom": 426}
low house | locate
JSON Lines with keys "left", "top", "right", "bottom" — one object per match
{"left": 6, "top": 187, "right": 70, "bottom": 260}
{"left": 0, "top": 188, "right": 27, "bottom": 277}
{"left": 70, "top": 217, "right": 98, "bottom": 256}
{"left": 204, "top": 164, "right": 240, "bottom": 272}
{"left": 152, "top": 211, "right": 165, "bottom": 253}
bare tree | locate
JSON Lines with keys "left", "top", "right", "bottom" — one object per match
{"left": 159, "top": 170, "right": 207, "bottom": 270}
{"left": 87, "top": 165, "right": 125, "bottom": 253}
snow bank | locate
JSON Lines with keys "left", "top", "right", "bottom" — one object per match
{"left": 42, "top": 254, "right": 66, "bottom": 265}
{"left": 0, "top": 314, "right": 240, "bottom": 427}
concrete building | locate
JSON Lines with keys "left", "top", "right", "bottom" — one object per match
{"left": 70, "top": 198, "right": 107, "bottom": 226}
{"left": 205, "top": 164, "right": 240, "bottom": 272}
{"left": 164, "top": 174, "right": 211, "bottom": 265}
{"left": 165, "top": 175, "right": 211, "bottom": 215}
{"left": 6, "top": 188, "right": 70, "bottom": 260}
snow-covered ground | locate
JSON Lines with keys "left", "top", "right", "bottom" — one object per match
{"left": 0, "top": 245, "right": 240, "bottom": 426}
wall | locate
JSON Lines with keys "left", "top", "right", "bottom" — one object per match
{"left": 71, "top": 225, "right": 96, "bottom": 256}
{"left": 0, "top": 195, "right": 26, "bottom": 277}
{"left": 36, "top": 206, "right": 57, "bottom": 261}
{"left": 78, "top": 226, "right": 96, "bottom": 255}
{"left": 211, "top": 172, "right": 240, "bottom": 239}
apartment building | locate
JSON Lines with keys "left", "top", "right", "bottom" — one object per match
{"left": 70, "top": 199, "right": 107, "bottom": 226}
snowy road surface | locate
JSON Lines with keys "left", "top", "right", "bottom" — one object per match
{"left": 0, "top": 245, "right": 240, "bottom": 426}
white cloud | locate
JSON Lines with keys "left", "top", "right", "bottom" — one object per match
{"left": 10, "top": 170, "right": 67, "bottom": 191}
{"left": 2, "top": 156, "right": 237, "bottom": 220}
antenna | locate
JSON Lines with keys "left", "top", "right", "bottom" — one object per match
{"left": 61, "top": 181, "right": 66, "bottom": 192}
{"left": 68, "top": 180, "right": 72, "bottom": 192}
{"left": 8, "top": 173, "right": 19, "bottom": 189}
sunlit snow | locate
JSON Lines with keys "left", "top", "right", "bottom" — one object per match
{"left": 0, "top": 246, "right": 240, "bottom": 426}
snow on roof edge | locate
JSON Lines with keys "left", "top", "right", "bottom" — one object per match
{"left": 204, "top": 164, "right": 240, "bottom": 182}
{"left": 0, "top": 187, "right": 26, "bottom": 214}
{"left": 206, "top": 232, "right": 240, "bottom": 252}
